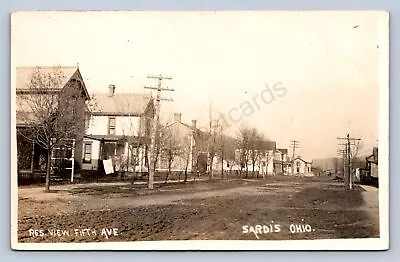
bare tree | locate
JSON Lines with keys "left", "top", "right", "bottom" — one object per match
{"left": 236, "top": 127, "right": 251, "bottom": 178}
{"left": 248, "top": 128, "right": 262, "bottom": 178}
{"left": 216, "top": 133, "right": 235, "bottom": 179}
{"left": 263, "top": 150, "right": 274, "bottom": 178}
{"left": 161, "top": 126, "right": 182, "bottom": 183}
{"left": 17, "top": 67, "right": 88, "bottom": 191}
{"left": 206, "top": 103, "right": 222, "bottom": 180}
{"left": 181, "top": 135, "right": 192, "bottom": 182}
{"left": 117, "top": 103, "right": 152, "bottom": 182}
{"left": 350, "top": 140, "right": 363, "bottom": 184}
{"left": 255, "top": 134, "right": 268, "bottom": 179}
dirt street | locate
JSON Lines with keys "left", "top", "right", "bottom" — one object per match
{"left": 16, "top": 176, "right": 379, "bottom": 242}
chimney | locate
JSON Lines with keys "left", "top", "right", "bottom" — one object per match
{"left": 191, "top": 120, "right": 197, "bottom": 129}
{"left": 174, "top": 113, "right": 182, "bottom": 123}
{"left": 108, "top": 84, "right": 116, "bottom": 97}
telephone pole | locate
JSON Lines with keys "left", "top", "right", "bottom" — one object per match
{"left": 337, "top": 147, "right": 347, "bottom": 181}
{"left": 337, "top": 134, "right": 361, "bottom": 190}
{"left": 289, "top": 140, "right": 299, "bottom": 175}
{"left": 144, "top": 74, "right": 173, "bottom": 189}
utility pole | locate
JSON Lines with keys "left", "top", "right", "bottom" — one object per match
{"left": 144, "top": 74, "right": 173, "bottom": 189}
{"left": 337, "top": 147, "right": 347, "bottom": 181}
{"left": 337, "top": 134, "right": 361, "bottom": 190}
{"left": 289, "top": 140, "right": 299, "bottom": 175}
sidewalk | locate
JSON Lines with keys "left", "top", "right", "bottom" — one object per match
{"left": 18, "top": 177, "right": 209, "bottom": 199}
{"left": 359, "top": 185, "right": 380, "bottom": 236}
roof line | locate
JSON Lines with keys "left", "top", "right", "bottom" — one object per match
{"left": 16, "top": 65, "right": 78, "bottom": 69}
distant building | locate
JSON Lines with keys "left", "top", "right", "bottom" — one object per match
{"left": 159, "top": 113, "right": 208, "bottom": 173}
{"left": 83, "top": 85, "right": 154, "bottom": 173}
{"left": 293, "top": 157, "right": 313, "bottom": 176}
{"left": 366, "top": 147, "right": 378, "bottom": 178}
{"left": 274, "top": 148, "right": 290, "bottom": 175}
{"left": 258, "top": 141, "right": 277, "bottom": 175}
{"left": 233, "top": 141, "right": 276, "bottom": 175}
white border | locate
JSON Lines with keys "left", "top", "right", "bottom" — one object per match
{"left": 10, "top": 10, "right": 390, "bottom": 251}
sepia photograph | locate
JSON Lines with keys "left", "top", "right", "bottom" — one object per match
{"left": 10, "top": 10, "right": 389, "bottom": 250}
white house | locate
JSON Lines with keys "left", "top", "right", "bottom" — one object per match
{"left": 273, "top": 149, "right": 291, "bottom": 175}
{"left": 158, "top": 113, "right": 208, "bottom": 173}
{"left": 82, "top": 85, "right": 154, "bottom": 173}
{"left": 293, "top": 157, "right": 313, "bottom": 176}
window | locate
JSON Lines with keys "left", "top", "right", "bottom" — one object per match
{"left": 83, "top": 143, "right": 92, "bottom": 163}
{"left": 108, "top": 117, "right": 116, "bottom": 135}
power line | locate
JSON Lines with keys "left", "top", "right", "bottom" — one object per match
{"left": 337, "top": 134, "right": 361, "bottom": 190}
{"left": 289, "top": 140, "right": 299, "bottom": 175}
{"left": 144, "top": 74, "right": 173, "bottom": 189}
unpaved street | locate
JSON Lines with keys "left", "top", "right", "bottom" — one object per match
{"left": 17, "top": 177, "right": 379, "bottom": 242}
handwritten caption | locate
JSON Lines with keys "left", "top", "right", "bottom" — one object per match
{"left": 242, "top": 219, "right": 315, "bottom": 239}
{"left": 28, "top": 228, "right": 119, "bottom": 239}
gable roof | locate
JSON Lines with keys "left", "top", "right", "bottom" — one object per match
{"left": 366, "top": 147, "right": 378, "bottom": 164}
{"left": 16, "top": 66, "right": 90, "bottom": 99}
{"left": 166, "top": 121, "right": 208, "bottom": 137}
{"left": 90, "top": 93, "right": 153, "bottom": 116}
{"left": 277, "top": 148, "right": 288, "bottom": 154}
{"left": 294, "top": 157, "right": 312, "bottom": 164}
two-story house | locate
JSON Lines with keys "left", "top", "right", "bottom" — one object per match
{"left": 274, "top": 148, "right": 290, "bottom": 175}
{"left": 258, "top": 141, "right": 276, "bottom": 175}
{"left": 158, "top": 113, "right": 208, "bottom": 173}
{"left": 16, "top": 66, "right": 90, "bottom": 182}
{"left": 83, "top": 85, "right": 154, "bottom": 173}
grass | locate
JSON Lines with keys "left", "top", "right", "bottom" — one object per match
{"left": 288, "top": 183, "right": 365, "bottom": 209}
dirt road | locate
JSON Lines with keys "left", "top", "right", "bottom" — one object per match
{"left": 16, "top": 177, "right": 379, "bottom": 242}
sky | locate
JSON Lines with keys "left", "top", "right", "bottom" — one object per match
{"left": 11, "top": 11, "right": 387, "bottom": 160}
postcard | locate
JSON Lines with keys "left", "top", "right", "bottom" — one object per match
{"left": 11, "top": 10, "right": 389, "bottom": 250}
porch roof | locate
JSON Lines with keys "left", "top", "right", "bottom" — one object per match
{"left": 84, "top": 134, "right": 150, "bottom": 144}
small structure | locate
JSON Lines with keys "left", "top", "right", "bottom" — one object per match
{"left": 292, "top": 157, "right": 313, "bottom": 176}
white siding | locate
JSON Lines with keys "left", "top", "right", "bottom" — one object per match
{"left": 293, "top": 159, "right": 312, "bottom": 175}
{"left": 82, "top": 139, "right": 101, "bottom": 170}
{"left": 92, "top": 140, "right": 101, "bottom": 160}
{"left": 86, "top": 115, "right": 140, "bottom": 136}
{"left": 116, "top": 117, "right": 140, "bottom": 136}
{"left": 86, "top": 116, "right": 108, "bottom": 135}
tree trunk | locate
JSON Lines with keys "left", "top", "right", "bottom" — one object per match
{"left": 45, "top": 149, "right": 51, "bottom": 192}
{"left": 209, "top": 155, "right": 214, "bottom": 180}
{"left": 131, "top": 164, "right": 136, "bottom": 184}
{"left": 221, "top": 155, "right": 224, "bottom": 180}
{"left": 165, "top": 161, "right": 172, "bottom": 184}
{"left": 184, "top": 153, "right": 189, "bottom": 182}
{"left": 184, "top": 167, "right": 188, "bottom": 182}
